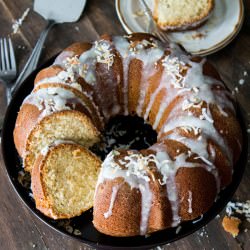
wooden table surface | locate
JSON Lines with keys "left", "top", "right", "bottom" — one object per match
{"left": 0, "top": 0, "right": 250, "bottom": 249}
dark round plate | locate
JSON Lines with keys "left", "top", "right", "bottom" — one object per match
{"left": 1, "top": 56, "right": 248, "bottom": 250}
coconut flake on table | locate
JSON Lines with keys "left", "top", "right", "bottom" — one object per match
{"left": 12, "top": 8, "right": 30, "bottom": 34}
{"left": 17, "top": 45, "right": 26, "bottom": 50}
{"left": 226, "top": 200, "right": 250, "bottom": 221}
{"left": 232, "top": 86, "right": 239, "bottom": 95}
{"left": 238, "top": 79, "right": 245, "bottom": 85}
{"left": 197, "top": 227, "right": 208, "bottom": 238}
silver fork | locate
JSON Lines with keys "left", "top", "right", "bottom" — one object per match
{"left": 140, "top": 0, "right": 170, "bottom": 43}
{"left": 0, "top": 37, "right": 17, "bottom": 129}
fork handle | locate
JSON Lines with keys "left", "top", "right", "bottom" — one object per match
{"left": 11, "top": 20, "right": 55, "bottom": 98}
{"left": 6, "top": 86, "right": 12, "bottom": 104}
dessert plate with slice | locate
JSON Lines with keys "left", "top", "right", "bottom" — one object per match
{"left": 116, "top": 0, "right": 244, "bottom": 56}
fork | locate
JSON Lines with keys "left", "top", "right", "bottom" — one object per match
{"left": 11, "top": 20, "right": 55, "bottom": 96}
{"left": 140, "top": 0, "right": 170, "bottom": 43}
{"left": 0, "top": 38, "right": 17, "bottom": 103}
{"left": 0, "top": 37, "right": 17, "bottom": 129}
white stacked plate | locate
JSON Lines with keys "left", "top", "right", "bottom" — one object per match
{"left": 116, "top": 0, "right": 244, "bottom": 56}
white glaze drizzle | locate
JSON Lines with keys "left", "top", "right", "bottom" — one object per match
{"left": 96, "top": 151, "right": 153, "bottom": 235}
{"left": 188, "top": 191, "right": 192, "bottom": 214}
{"left": 79, "top": 39, "right": 122, "bottom": 120}
{"left": 78, "top": 39, "right": 116, "bottom": 86}
{"left": 143, "top": 46, "right": 234, "bottom": 138}
{"left": 23, "top": 87, "right": 91, "bottom": 120}
{"left": 172, "top": 117, "right": 230, "bottom": 164}
{"left": 216, "top": 104, "right": 229, "bottom": 117}
{"left": 151, "top": 150, "right": 192, "bottom": 226}
{"left": 166, "top": 132, "right": 209, "bottom": 160}
{"left": 35, "top": 72, "right": 83, "bottom": 92}
{"left": 78, "top": 47, "right": 97, "bottom": 85}
{"left": 103, "top": 184, "right": 121, "bottom": 219}
{"left": 37, "top": 62, "right": 105, "bottom": 127}
{"left": 143, "top": 68, "right": 173, "bottom": 121}
{"left": 113, "top": 36, "right": 164, "bottom": 116}
{"left": 35, "top": 68, "right": 104, "bottom": 128}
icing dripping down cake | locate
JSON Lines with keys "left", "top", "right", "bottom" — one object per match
{"left": 13, "top": 33, "right": 242, "bottom": 236}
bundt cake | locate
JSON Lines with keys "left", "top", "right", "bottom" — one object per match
{"left": 153, "top": 0, "right": 214, "bottom": 31}
{"left": 13, "top": 33, "right": 242, "bottom": 236}
{"left": 31, "top": 141, "right": 101, "bottom": 219}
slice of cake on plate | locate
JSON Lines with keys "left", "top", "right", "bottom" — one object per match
{"left": 153, "top": 0, "right": 214, "bottom": 31}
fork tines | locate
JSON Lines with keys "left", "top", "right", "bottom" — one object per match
{"left": 0, "top": 37, "right": 16, "bottom": 72}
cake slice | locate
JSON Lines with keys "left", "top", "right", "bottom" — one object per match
{"left": 13, "top": 85, "right": 101, "bottom": 172}
{"left": 153, "top": 0, "right": 214, "bottom": 31}
{"left": 32, "top": 142, "right": 101, "bottom": 219}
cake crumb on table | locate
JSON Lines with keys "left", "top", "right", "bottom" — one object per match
{"left": 222, "top": 216, "right": 241, "bottom": 237}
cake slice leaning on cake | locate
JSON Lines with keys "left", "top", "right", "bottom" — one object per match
{"left": 14, "top": 84, "right": 101, "bottom": 173}
{"left": 32, "top": 142, "right": 101, "bottom": 219}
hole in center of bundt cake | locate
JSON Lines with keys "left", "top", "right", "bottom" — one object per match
{"left": 91, "top": 115, "right": 157, "bottom": 160}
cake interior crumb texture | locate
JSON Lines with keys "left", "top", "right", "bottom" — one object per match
{"left": 40, "top": 145, "right": 100, "bottom": 216}
{"left": 25, "top": 111, "right": 99, "bottom": 172}
{"left": 153, "top": 0, "right": 214, "bottom": 30}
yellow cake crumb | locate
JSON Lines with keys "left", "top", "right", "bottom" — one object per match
{"left": 72, "top": 149, "right": 82, "bottom": 159}
{"left": 222, "top": 216, "right": 241, "bottom": 237}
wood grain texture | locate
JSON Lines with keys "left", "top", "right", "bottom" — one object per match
{"left": 0, "top": 0, "right": 250, "bottom": 249}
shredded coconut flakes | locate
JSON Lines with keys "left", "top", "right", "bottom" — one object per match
{"left": 94, "top": 40, "right": 114, "bottom": 70}
{"left": 200, "top": 108, "right": 214, "bottom": 123}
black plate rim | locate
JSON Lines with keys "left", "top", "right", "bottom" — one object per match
{"left": 1, "top": 55, "right": 248, "bottom": 250}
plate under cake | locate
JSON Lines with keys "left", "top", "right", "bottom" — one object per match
{"left": 2, "top": 34, "right": 246, "bottom": 249}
